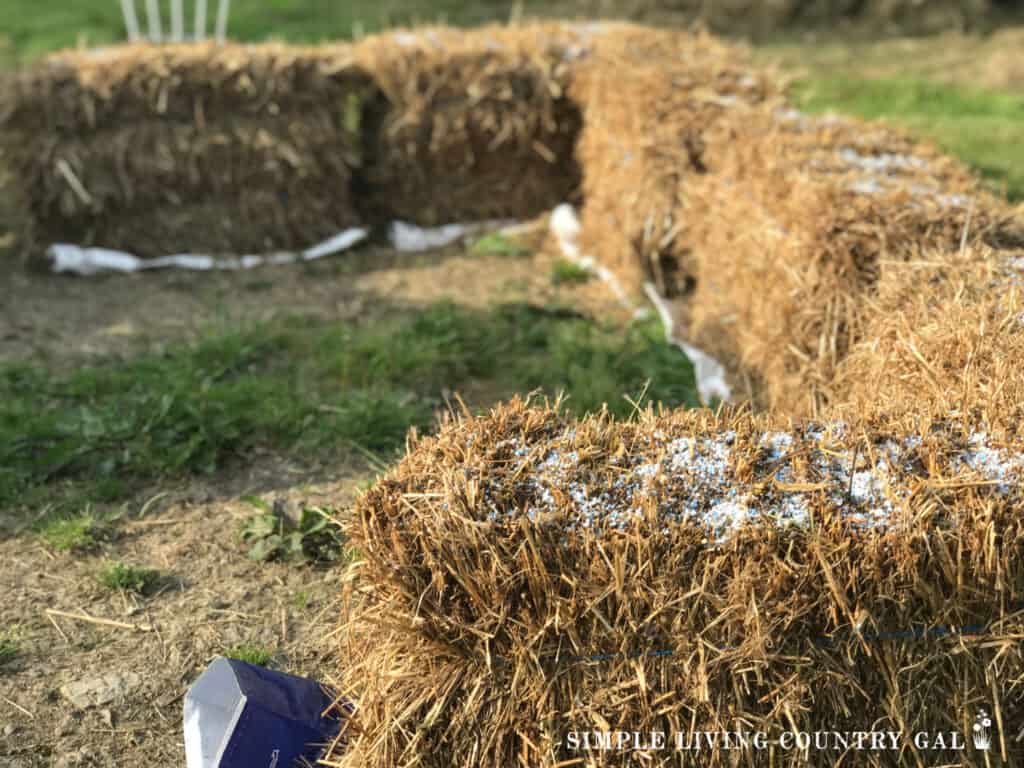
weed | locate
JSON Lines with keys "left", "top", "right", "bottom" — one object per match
{"left": 470, "top": 232, "right": 532, "bottom": 258}
{"left": 241, "top": 504, "right": 343, "bottom": 565}
{"left": 98, "top": 562, "right": 160, "bottom": 594}
{"left": 39, "top": 514, "right": 103, "bottom": 552}
{"left": 0, "top": 628, "right": 18, "bottom": 668}
{"left": 224, "top": 643, "right": 273, "bottom": 667}
{"left": 293, "top": 591, "right": 312, "bottom": 611}
{"left": 551, "top": 259, "right": 593, "bottom": 285}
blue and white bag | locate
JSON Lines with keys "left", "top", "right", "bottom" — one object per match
{"left": 183, "top": 657, "right": 343, "bottom": 768}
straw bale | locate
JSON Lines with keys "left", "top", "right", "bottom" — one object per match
{"left": 679, "top": 105, "right": 1021, "bottom": 416}
{"left": 329, "top": 398, "right": 1023, "bottom": 767}
{"left": 829, "top": 243, "right": 1024, "bottom": 426}
{"left": 351, "top": 26, "right": 584, "bottom": 226}
{"left": 570, "top": 26, "right": 778, "bottom": 299}
{"left": 0, "top": 41, "right": 371, "bottom": 257}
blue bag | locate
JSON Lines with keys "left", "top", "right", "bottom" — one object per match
{"left": 183, "top": 656, "right": 344, "bottom": 768}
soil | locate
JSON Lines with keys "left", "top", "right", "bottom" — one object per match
{"left": 0, "top": 217, "right": 632, "bottom": 768}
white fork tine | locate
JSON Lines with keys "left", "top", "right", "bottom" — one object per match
{"left": 214, "top": 0, "right": 230, "bottom": 43}
{"left": 171, "top": 0, "right": 185, "bottom": 41}
{"left": 119, "top": 0, "right": 142, "bottom": 41}
{"left": 194, "top": 0, "right": 208, "bottom": 41}
{"left": 145, "top": 0, "right": 163, "bottom": 42}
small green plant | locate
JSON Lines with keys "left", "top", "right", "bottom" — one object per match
{"left": 225, "top": 643, "right": 273, "bottom": 667}
{"left": 98, "top": 562, "right": 160, "bottom": 594}
{"left": 39, "top": 514, "right": 102, "bottom": 552}
{"left": 470, "top": 232, "right": 532, "bottom": 258}
{"left": 241, "top": 503, "right": 343, "bottom": 564}
{"left": 292, "top": 591, "right": 311, "bottom": 611}
{"left": 0, "top": 628, "right": 19, "bottom": 668}
{"left": 551, "top": 259, "right": 592, "bottom": 285}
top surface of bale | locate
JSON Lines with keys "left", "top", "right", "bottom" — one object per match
{"left": 0, "top": 40, "right": 370, "bottom": 134}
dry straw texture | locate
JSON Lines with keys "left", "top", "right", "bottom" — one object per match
{"left": 0, "top": 42, "right": 371, "bottom": 256}
{"left": 571, "top": 25, "right": 777, "bottom": 299}
{"left": 678, "top": 105, "right": 1021, "bottom": 416}
{"left": 352, "top": 25, "right": 584, "bottom": 226}
{"left": 830, "top": 244, "right": 1024, "bottom": 426}
{"left": 327, "top": 398, "right": 1024, "bottom": 768}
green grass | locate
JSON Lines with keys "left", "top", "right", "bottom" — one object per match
{"left": 38, "top": 513, "right": 105, "bottom": 551}
{"left": 1, "top": 301, "right": 697, "bottom": 518}
{"left": 0, "top": 628, "right": 18, "bottom": 668}
{"left": 795, "top": 76, "right": 1024, "bottom": 201}
{"left": 551, "top": 259, "right": 593, "bottom": 286}
{"left": 97, "top": 562, "right": 160, "bottom": 594}
{"left": 470, "top": 232, "right": 533, "bottom": 258}
{"left": 0, "top": 0, "right": 549, "bottom": 67}
{"left": 225, "top": 643, "right": 274, "bottom": 667}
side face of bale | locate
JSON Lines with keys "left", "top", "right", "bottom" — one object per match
{"left": 678, "top": 105, "right": 1020, "bottom": 415}
{"left": 330, "top": 400, "right": 1024, "bottom": 768}
{"left": 0, "top": 42, "right": 373, "bottom": 257}
{"left": 829, "top": 244, "right": 1024, "bottom": 426}
{"left": 353, "top": 25, "right": 584, "bottom": 227}
{"left": 571, "top": 26, "right": 777, "bottom": 300}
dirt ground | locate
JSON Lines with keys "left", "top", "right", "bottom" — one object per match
{"left": 0, "top": 220, "right": 630, "bottom": 767}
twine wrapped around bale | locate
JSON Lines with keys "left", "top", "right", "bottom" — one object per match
{"left": 327, "top": 398, "right": 1024, "bottom": 768}
{"left": 0, "top": 42, "right": 373, "bottom": 257}
{"left": 678, "top": 105, "right": 1022, "bottom": 415}
{"left": 352, "top": 25, "right": 585, "bottom": 226}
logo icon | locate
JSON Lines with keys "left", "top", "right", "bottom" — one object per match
{"left": 972, "top": 710, "right": 992, "bottom": 751}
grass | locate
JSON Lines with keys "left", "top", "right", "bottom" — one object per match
{"left": 470, "top": 232, "right": 533, "bottom": 258}
{"left": 38, "top": 513, "right": 105, "bottom": 551}
{"left": 98, "top": 562, "right": 160, "bottom": 594}
{"left": 794, "top": 76, "right": 1024, "bottom": 201}
{"left": 224, "top": 643, "right": 274, "bottom": 667}
{"left": 551, "top": 259, "right": 593, "bottom": 286}
{"left": 0, "top": 628, "right": 18, "bottom": 668}
{"left": 1, "top": 301, "right": 697, "bottom": 518}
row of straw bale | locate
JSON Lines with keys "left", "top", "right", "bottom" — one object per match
{"left": 0, "top": 25, "right": 596, "bottom": 257}
{"left": 675, "top": 105, "right": 1023, "bottom": 416}
{"left": 327, "top": 397, "right": 1024, "bottom": 767}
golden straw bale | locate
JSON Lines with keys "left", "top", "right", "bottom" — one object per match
{"left": 352, "top": 25, "right": 585, "bottom": 226}
{"left": 327, "top": 398, "right": 1024, "bottom": 768}
{"left": 680, "top": 105, "right": 1020, "bottom": 416}
{"left": 0, "top": 41, "right": 371, "bottom": 257}
{"left": 829, "top": 243, "right": 1024, "bottom": 426}
{"left": 571, "top": 25, "right": 778, "bottom": 299}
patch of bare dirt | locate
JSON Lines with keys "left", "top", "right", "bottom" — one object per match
{"left": 0, "top": 477, "right": 361, "bottom": 768}
{"left": 0, "top": 221, "right": 633, "bottom": 368}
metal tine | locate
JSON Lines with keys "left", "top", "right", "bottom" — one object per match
{"left": 119, "top": 0, "right": 142, "bottom": 41}
{"left": 145, "top": 0, "right": 163, "bottom": 42}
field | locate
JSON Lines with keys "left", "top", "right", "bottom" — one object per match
{"left": 0, "top": 3, "right": 1022, "bottom": 767}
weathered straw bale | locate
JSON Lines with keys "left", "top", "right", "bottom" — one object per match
{"left": 679, "top": 106, "right": 1021, "bottom": 415}
{"left": 352, "top": 25, "right": 584, "bottom": 226}
{"left": 328, "top": 398, "right": 1024, "bottom": 768}
{"left": 570, "top": 26, "right": 777, "bottom": 299}
{"left": 829, "top": 244, "right": 1024, "bottom": 426}
{"left": 0, "top": 42, "right": 371, "bottom": 256}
